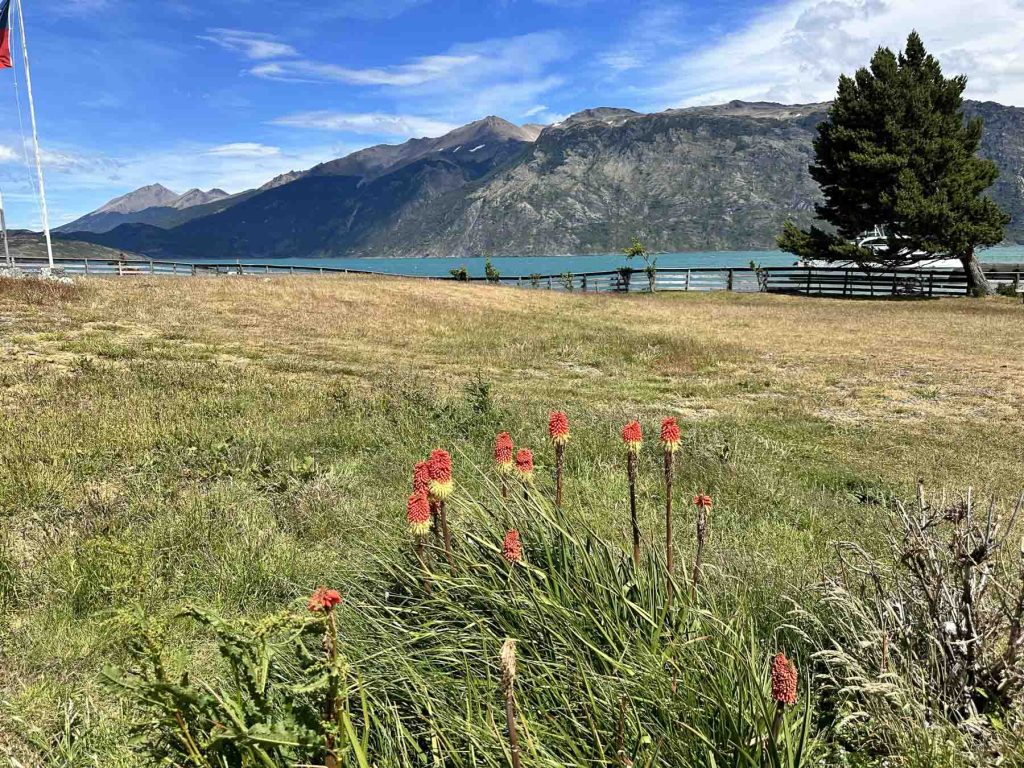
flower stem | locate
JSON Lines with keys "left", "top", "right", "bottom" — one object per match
{"left": 501, "top": 641, "right": 522, "bottom": 768}
{"left": 628, "top": 451, "right": 640, "bottom": 567}
{"left": 692, "top": 505, "right": 707, "bottom": 593}
{"left": 437, "top": 499, "right": 455, "bottom": 570}
{"left": 770, "top": 700, "right": 785, "bottom": 742}
{"left": 555, "top": 442, "right": 565, "bottom": 508}
{"left": 324, "top": 610, "right": 340, "bottom": 768}
{"left": 664, "top": 451, "right": 674, "bottom": 609}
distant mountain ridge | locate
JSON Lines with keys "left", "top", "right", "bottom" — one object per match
{"left": 62, "top": 101, "right": 1024, "bottom": 258}
{"left": 57, "top": 185, "right": 232, "bottom": 234}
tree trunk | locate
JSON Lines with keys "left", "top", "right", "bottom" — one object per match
{"left": 960, "top": 249, "right": 994, "bottom": 297}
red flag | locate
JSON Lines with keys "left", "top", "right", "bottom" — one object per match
{"left": 0, "top": 0, "right": 12, "bottom": 70}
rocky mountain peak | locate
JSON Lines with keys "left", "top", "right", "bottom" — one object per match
{"left": 171, "top": 188, "right": 231, "bottom": 210}
{"left": 95, "top": 184, "right": 180, "bottom": 215}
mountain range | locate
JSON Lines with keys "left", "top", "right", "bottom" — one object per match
{"left": 55, "top": 185, "right": 232, "bottom": 235}
{"left": 60, "top": 101, "right": 1024, "bottom": 259}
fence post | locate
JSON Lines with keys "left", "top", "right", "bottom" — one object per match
{"left": 172, "top": 263, "right": 178, "bottom": 275}
{"left": 890, "top": 271, "right": 897, "bottom": 297}
{"left": 548, "top": 277, "right": 553, "bottom": 290}
{"left": 805, "top": 268, "right": 811, "bottom": 296}
{"left": 685, "top": 270, "right": 691, "bottom": 292}
{"left": 191, "top": 264, "right": 196, "bottom": 276}
{"left": 726, "top": 269, "right": 734, "bottom": 291}
{"left": 149, "top": 260, "right": 155, "bottom": 275}
{"left": 83, "top": 259, "right": 90, "bottom": 276}
{"left": 928, "top": 273, "right": 934, "bottom": 298}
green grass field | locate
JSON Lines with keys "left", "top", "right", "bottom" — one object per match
{"left": 0, "top": 276, "right": 1022, "bottom": 765}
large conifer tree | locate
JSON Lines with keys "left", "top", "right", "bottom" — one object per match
{"left": 779, "top": 32, "right": 1008, "bottom": 296}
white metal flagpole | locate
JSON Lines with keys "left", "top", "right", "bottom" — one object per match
{"left": 15, "top": 0, "right": 53, "bottom": 268}
{"left": 0, "top": 190, "right": 11, "bottom": 267}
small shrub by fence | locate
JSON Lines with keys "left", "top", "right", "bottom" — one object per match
{"left": 6, "top": 255, "right": 1023, "bottom": 299}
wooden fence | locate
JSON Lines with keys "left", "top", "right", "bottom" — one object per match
{"left": 4, "top": 255, "right": 1022, "bottom": 299}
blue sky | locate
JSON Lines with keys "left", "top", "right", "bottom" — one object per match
{"left": 2, "top": 0, "right": 1024, "bottom": 228}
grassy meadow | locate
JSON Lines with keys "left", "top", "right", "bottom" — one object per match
{"left": 0, "top": 275, "right": 1022, "bottom": 765}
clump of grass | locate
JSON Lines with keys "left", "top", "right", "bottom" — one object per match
{"left": 0, "top": 276, "right": 83, "bottom": 304}
{"left": 108, "top": 468, "right": 821, "bottom": 767}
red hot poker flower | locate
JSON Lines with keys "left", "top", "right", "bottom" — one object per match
{"left": 494, "top": 432, "right": 515, "bottom": 474}
{"left": 660, "top": 417, "right": 681, "bottom": 454}
{"left": 515, "top": 448, "right": 535, "bottom": 482}
{"left": 427, "top": 449, "right": 454, "bottom": 501}
{"left": 693, "top": 493, "right": 713, "bottom": 510}
{"left": 502, "top": 530, "right": 523, "bottom": 564}
{"left": 308, "top": 587, "right": 342, "bottom": 613}
{"left": 622, "top": 421, "right": 643, "bottom": 454}
{"left": 548, "top": 411, "right": 570, "bottom": 446}
{"left": 407, "top": 491, "right": 432, "bottom": 536}
{"left": 770, "top": 652, "right": 798, "bottom": 706}
{"left": 413, "top": 461, "right": 431, "bottom": 495}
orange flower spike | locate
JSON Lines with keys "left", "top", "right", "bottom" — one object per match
{"left": 412, "top": 461, "right": 431, "bottom": 495}
{"left": 770, "top": 652, "right": 798, "bottom": 706}
{"left": 515, "top": 448, "right": 535, "bottom": 483}
{"left": 502, "top": 530, "right": 523, "bottom": 564}
{"left": 693, "top": 493, "right": 713, "bottom": 510}
{"left": 622, "top": 420, "right": 643, "bottom": 454}
{"left": 494, "top": 432, "right": 515, "bottom": 475}
{"left": 308, "top": 587, "right": 342, "bottom": 613}
{"left": 427, "top": 449, "right": 454, "bottom": 502}
{"left": 407, "top": 491, "right": 432, "bottom": 536}
{"left": 548, "top": 412, "right": 570, "bottom": 446}
{"left": 660, "top": 417, "right": 681, "bottom": 454}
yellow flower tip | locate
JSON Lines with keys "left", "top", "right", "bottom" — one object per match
{"left": 429, "top": 479, "right": 455, "bottom": 502}
{"left": 408, "top": 520, "right": 432, "bottom": 536}
{"left": 496, "top": 460, "right": 515, "bottom": 475}
{"left": 661, "top": 439, "right": 681, "bottom": 454}
{"left": 626, "top": 440, "right": 643, "bottom": 454}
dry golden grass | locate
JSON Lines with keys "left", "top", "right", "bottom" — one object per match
{"left": 2, "top": 274, "right": 1020, "bottom": 493}
{"left": 4, "top": 274, "right": 1021, "bottom": 413}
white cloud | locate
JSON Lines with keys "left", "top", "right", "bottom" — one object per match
{"left": 272, "top": 112, "right": 458, "bottom": 138}
{"left": 250, "top": 54, "right": 478, "bottom": 87}
{"left": 0, "top": 145, "right": 18, "bottom": 163}
{"left": 633, "top": 0, "right": 1024, "bottom": 108}
{"left": 206, "top": 143, "right": 282, "bottom": 158}
{"left": 246, "top": 32, "right": 570, "bottom": 122}
{"left": 199, "top": 29, "right": 298, "bottom": 61}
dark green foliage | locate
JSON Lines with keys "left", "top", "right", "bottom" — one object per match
{"left": 449, "top": 266, "right": 469, "bottom": 282}
{"left": 484, "top": 259, "right": 501, "bottom": 284}
{"left": 780, "top": 32, "right": 1009, "bottom": 295}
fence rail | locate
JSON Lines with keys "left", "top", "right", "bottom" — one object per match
{"left": 3, "top": 255, "right": 1021, "bottom": 299}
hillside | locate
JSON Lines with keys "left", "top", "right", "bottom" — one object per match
{"left": 67, "top": 100, "right": 1024, "bottom": 258}
{"left": 2, "top": 230, "right": 144, "bottom": 262}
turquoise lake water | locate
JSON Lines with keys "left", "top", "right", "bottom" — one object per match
{"left": 196, "top": 247, "right": 1024, "bottom": 277}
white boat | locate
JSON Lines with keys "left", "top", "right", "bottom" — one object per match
{"left": 801, "top": 226, "right": 962, "bottom": 270}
